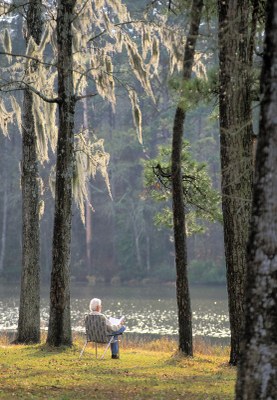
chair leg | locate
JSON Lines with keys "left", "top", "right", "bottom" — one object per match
{"left": 100, "top": 336, "right": 114, "bottom": 360}
{"left": 79, "top": 340, "right": 88, "bottom": 358}
{"left": 95, "top": 342, "right": 98, "bottom": 359}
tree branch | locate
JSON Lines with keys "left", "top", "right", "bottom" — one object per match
{"left": 0, "top": 1, "right": 29, "bottom": 17}
{"left": 71, "top": 0, "right": 90, "bottom": 23}
{"left": 0, "top": 51, "right": 57, "bottom": 68}
{"left": 0, "top": 82, "right": 60, "bottom": 103}
{"left": 88, "top": 20, "right": 147, "bottom": 42}
{"left": 74, "top": 92, "right": 98, "bottom": 102}
{"left": 154, "top": 163, "right": 197, "bottom": 182}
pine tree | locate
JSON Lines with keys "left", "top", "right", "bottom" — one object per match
{"left": 15, "top": 0, "right": 43, "bottom": 344}
{"left": 235, "top": 0, "right": 277, "bottom": 397}
{"left": 171, "top": 0, "right": 204, "bottom": 356}
{"left": 46, "top": 0, "right": 76, "bottom": 346}
{"left": 218, "top": 0, "right": 258, "bottom": 365}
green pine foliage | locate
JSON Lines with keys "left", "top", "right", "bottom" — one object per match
{"left": 143, "top": 140, "right": 222, "bottom": 235}
{"left": 168, "top": 68, "right": 219, "bottom": 111}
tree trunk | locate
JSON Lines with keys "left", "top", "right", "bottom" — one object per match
{"left": 15, "top": 0, "right": 43, "bottom": 344}
{"left": 47, "top": 0, "right": 76, "bottom": 347}
{"left": 218, "top": 0, "right": 255, "bottom": 365}
{"left": 130, "top": 203, "right": 143, "bottom": 271}
{"left": 0, "top": 140, "right": 8, "bottom": 274}
{"left": 171, "top": 0, "right": 203, "bottom": 356}
{"left": 146, "top": 234, "right": 150, "bottom": 272}
{"left": 236, "top": 1, "right": 277, "bottom": 397}
{"left": 0, "top": 182, "right": 7, "bottom": 273}
{"left": 85, "top": 193, "right": 92, "bottom": 275}
{"left": 83, "top": 95, "right": 92, "bottom": 276}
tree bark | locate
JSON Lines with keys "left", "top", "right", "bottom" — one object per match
{"left": 236, "top": 1, "right": 277, "bottom": 397}
{"left": 16, "top": 0, "right": 43, "bottom": 344}
{"left": 171, "top": 0, "right": 203, "bottom": 356}
{"left": 218, "top": 0, "right": 255, "bottom": 365}
{"left": 47, "top": 0, "right": 76, "bottom": 347}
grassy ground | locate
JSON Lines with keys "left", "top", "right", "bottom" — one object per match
{"left": 0, "top": 335, "right": 236, "bottom": 400}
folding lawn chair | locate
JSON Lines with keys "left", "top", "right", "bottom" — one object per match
{"left": 79, "top": 314, "right": 121, "bottom": 360}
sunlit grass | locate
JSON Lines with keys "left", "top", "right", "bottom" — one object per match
{"left": 0, "top": 334, "right": 236, "bottom": 399}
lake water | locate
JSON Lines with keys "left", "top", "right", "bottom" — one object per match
{"left": 0, "top": 283, "right": 230, "bottom": 342}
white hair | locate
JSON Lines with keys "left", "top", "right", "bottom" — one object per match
{"left": 90, "top": 298, "right": 102, "bottom": 312}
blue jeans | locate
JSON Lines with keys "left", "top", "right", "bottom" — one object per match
{"left": 110, "top": 326, "right": 126, "bottom": 355}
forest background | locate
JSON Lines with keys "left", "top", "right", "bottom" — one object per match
{"left": 0, "top": 0, "right": 252, "bottom": 286}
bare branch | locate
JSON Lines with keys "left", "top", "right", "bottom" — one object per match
{"left": 0, "top": 51, "right": 57, "bottom": 68}
{"left": 0, "top": 1, "right": 29, "bottom": 17}
{"left": 0, "top": 82, "right": 60, "bottom": 103}
{"left": 88, "top": 20, "right": 147, "bottom": 42}
{"left": 74, "top": 92, "right": 98, "bottom": 102}
{"left": 71, "top": 0, "right": 90, "bottom": 23}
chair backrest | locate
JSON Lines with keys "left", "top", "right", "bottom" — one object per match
{"left": 85, "top": 314, "right": 110, "bottom": 343}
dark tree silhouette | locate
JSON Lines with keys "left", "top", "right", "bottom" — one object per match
{"left": 236, "top": 0, "right": 277, "bottom": 398}
{"left": 16, "top": 0, "right": 43, "bottom": 344}
{"left": 171, "top": 0, "right": 203, "bottom": 356}
{"left": 218, "top": 0, "right": 258, "bottom": 365}
{"left": 47, "top": 0, "right": 76, "bottom": 346}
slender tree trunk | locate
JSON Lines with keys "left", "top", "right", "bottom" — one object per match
{"left": 218, "top": 0, "right": 255, "bottom": 365}
{"left": 47, "top": 0, "right": 76, "bottom": 347}
{"left": 0, "top": 184, "right": 7, "bottom": 273}
{"left": 171, "top": 0, "right": 203, "bottom": 356}
{"left": 236, "top": 1, "right": 277, "bottom": 397}
{"left": 83, "top": 95, "right": 92, "bottom": 276}
{"left": 130, "top": 205, "right": 143, "bottom": 271}
{"left": 108, "top": 105, "right": 118, "bottom": 277}
{"left": 85, "top": 193, "right": 92, "bottom": 275}
{"left": 0, "top": 155, "right": 8, "bottom": 273}
{"left": 15, "top": 0, "right": 43, "bottom": 344}
{"left": 146, "top": 234, "right": 150, "bottom": 272}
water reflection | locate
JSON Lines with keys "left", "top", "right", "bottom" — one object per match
{"left": 0, "top": 283, "right": 230, "bottom": 339}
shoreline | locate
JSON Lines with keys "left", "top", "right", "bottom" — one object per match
{"left": 1, "top": 329, "right": 230, "bottom": 346}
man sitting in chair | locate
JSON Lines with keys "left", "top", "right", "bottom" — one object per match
{"left": 89, "top": 297, "right": 126, "bottom": 359}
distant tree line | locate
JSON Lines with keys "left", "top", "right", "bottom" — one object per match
{"left": 0, "top": 0, "right": 225, "bottom": 286}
